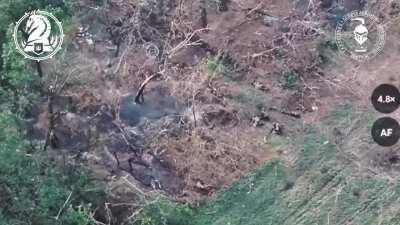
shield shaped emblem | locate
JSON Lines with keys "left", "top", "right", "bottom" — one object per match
{"left": 34, "top": 43, "right": 44, "bottom": 55}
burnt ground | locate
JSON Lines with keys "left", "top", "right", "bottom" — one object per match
{"left": 28, "top": 0, "right": 400, "bottom": 214}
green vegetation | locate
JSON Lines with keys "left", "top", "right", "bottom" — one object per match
{"left": 228, "top": 86, "right": 270, "bottom": 119}
{"left": 134, "top": 198, "right": 194, "bottom": 225}
{"left": 326, "top": 103, "right": 353, "bottom": 124}
{"left": 0, "top": 0, "right": 72, "bottom": 57}
{"left": 281, "top": 71, "right": 300, "bottom": 89}
{"left": 317, "top": 39, "right": 341, "bottom": 67}
{"left": 0, "top": 1, "right": 394, "bottom": 225}
{"left": 0, "top": 1, "right": 105, "bottom": 225}
{"left": 206, "top": 51, "right": 235, "bottom": 78}
{"left": 0, "top": 115, "right": 104, "bottom": 224}
{"left": 206, "top": 0, "right": 230, "bottom": 12}
{"left": 135, "top": 104, "right": 400, "bottom": 225}
{"left": 1, "top": 28, "right": 39, "bottom": 113}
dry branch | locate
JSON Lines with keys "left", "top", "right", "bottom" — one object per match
{"left": 55, "top": 191, "right": 73, "bottom": 220}
{"left": 269, "top": 106, "right": 301, "bottom": 118}
{"left": 134, "top": 73, "right": 160, "bottom": 104}
{"left": 167, "top": 28, "right": 209, "bottom": 57}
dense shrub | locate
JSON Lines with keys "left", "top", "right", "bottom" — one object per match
{"left": 0, "top": 1, "right": 105, "bottom": 225}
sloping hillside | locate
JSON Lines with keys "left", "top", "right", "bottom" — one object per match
{"left": 137, "top": 104, "right": 400, "bottom": 225}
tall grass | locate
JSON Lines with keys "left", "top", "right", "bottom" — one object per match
{"left": 135, "top": 104, "right": 400, "bottom": 225}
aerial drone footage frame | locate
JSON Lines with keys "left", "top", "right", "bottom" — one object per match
{"left": 1, "top": 0, "right": 400, "bottom": 224}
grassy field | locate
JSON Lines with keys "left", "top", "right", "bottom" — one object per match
{"left": 135, "top": 104, "right": 400, "bottom": 225}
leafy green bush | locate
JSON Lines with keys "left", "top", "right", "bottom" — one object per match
{"left": 0, "top": 111, "right": 105, "bottom": 225}
{"left": 134, "top": 198, "right": 194, "bottom": 225}
{"left": 0, "top": 1, "right": 106, "bottom": 225}
{"left": 281, "top": 71, "right": 299, "bottom": 89}
{"left": 1, "top": 27, "right": 39, "bottom": 114}
{"left": 206, "top": 52, "right": 234, "bottom": 77}
{"left": 0, "top": 0, "right": 72, "bottom": 28}
{"left": 61, "top": 205, "right": 94, "bottom": 225}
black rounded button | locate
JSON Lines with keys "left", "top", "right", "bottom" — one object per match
{"left": 371, "top": 117, "right": 400, "bottom": 147}
{"left": 371, "top": 84, "right": 400, "bottom": 114}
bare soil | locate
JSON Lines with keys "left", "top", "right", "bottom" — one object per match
{"left": 29, "top": 0, "right": 400, "bottom": 206}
